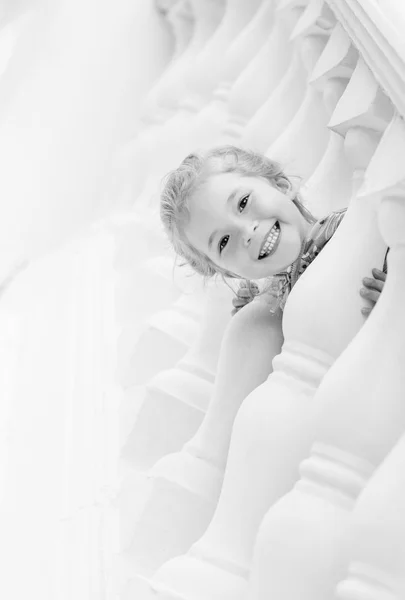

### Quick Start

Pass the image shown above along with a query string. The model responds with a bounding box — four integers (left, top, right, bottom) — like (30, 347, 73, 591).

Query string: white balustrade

(332, 112, 405, 600)
(0, 0, 173, 282)
(110, 2, 405, 600)
(117, 282, 233, 591)
(122, 281, 233, 466)
(123, 16, 358, 594)
(220, 0, 302, 145)
(300, 22, 356, 213)
(0, 225, 121, 600)
(173, 0, 300, 152)
(240, 0, 322, 153)
(336, 437, 405, 600)
(265, 0, 336, 181)
(0, 5, 176, 600)
(142, 0, 225, 122)
(137, 0, 264, 195)
(118, 286, 203, 388)
(164, 0, 194, 61)
(120, 300, 283, 595)
(246, 66, 396, 600)
(123, 0, 225, 201)
(139, 37, 395, 600)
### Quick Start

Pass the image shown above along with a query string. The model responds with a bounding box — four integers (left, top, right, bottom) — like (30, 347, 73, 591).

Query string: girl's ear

(274, 174, 292, 194)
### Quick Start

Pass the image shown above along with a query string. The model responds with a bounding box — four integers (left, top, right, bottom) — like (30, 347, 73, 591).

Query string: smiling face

(184, 172, 311, 280)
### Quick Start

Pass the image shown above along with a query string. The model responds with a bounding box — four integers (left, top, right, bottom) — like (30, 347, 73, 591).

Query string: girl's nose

(243, 221, 259, 247)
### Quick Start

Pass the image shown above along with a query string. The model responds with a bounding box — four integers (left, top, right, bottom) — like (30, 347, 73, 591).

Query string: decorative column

(121, 281, 233, 469)
(143, 51, 393, 600)
(300, 22, 356, 214)
(336, 437, 405, 600)
(0, 0, 173, 283)
(142, 0, 225, 121)
(179, 0, 306, 151)
(123, 0, 225, 202)
(220, 0, 303, 145)
(240, 0, 329, 155)
(246, 75, 398, 600)
(137, 0, 264, 199)
(158, 0, 194, 62)
(121, 298, 283, 596)
(116, 281, 233, 596)
(118, 284, 203, 388)
(265, 0, 336, 181)
(333, 114, 405, 600)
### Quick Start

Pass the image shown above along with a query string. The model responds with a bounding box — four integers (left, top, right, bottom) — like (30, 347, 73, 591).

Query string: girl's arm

(186, 299, 284, 469)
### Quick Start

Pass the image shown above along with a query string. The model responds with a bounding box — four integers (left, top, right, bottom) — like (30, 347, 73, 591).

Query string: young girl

(160, 145, 386, 315)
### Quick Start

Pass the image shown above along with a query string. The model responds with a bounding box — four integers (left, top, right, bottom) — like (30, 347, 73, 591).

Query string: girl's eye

(219, 235, 229, 254)
(238, 194, 249, 212)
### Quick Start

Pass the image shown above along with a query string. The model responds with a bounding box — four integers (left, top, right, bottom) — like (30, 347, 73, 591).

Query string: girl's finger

(232, 298, 248, 308)
(361, 306, 372, 316)
(362, 277, 384, 292)
(237, 289, 253, 298)
(372, 268, 387, 282)
(360, 287, 380, 304)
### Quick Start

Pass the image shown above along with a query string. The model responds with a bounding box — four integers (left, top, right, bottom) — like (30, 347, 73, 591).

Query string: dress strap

(382, 247, 389, 274)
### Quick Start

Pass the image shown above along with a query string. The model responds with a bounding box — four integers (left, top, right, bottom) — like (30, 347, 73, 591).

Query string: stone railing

(117, 1, 405, 599)
(0, 3, 173, 599)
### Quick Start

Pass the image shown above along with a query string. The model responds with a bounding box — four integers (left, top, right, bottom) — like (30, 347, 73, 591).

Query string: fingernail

(373, 268, 382, 274)
(360, 288, 366, 296)
(361, 307, 369, 315)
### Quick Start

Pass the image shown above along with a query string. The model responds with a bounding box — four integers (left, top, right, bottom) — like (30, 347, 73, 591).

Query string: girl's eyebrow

(207, 188, 239, 250)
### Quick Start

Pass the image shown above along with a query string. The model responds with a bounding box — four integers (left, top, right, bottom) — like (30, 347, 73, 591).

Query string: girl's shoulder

(309, 207, 347, 247)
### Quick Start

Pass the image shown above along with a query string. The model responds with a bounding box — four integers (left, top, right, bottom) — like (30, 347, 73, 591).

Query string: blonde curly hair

(160, 145, 314, 280)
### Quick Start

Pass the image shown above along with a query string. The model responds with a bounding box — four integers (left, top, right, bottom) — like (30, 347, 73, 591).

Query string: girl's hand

(231, 281, 260, 316)
(360, 268, 387, 316)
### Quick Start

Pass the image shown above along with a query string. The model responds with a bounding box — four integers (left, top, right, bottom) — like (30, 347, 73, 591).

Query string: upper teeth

(259, 222, 280, 259)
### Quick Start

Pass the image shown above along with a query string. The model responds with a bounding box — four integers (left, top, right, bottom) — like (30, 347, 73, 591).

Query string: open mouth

(258, 221, 281, 260)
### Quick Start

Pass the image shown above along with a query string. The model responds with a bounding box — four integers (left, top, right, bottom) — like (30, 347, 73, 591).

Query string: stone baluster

(246, 75, 398, 600)
(121, 280, 233, 467)
(188, 0, 305, 152)
(141, 56, 394, 600)
(240, 0, 327, 154)
(120, 299, 283, 598)
(174, 0, 298, 152)
(142, 0, 225, 122)
(117, 282, 233, 587)
(0, 0, 172, 283)
(221, 0, 305, 145)
(180, 0, 264, 108)
(336, 438, 405, 600)
(118, 282, 205, 388)
(265, 0, 336, 182)
(163, 0, 194, 62)
(135, 0, 264, 206)
(300, 23, 356, 213)
(115, 254, 182, 333)
(124, 0, 225, 201)
(331, 113, 405, 600)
